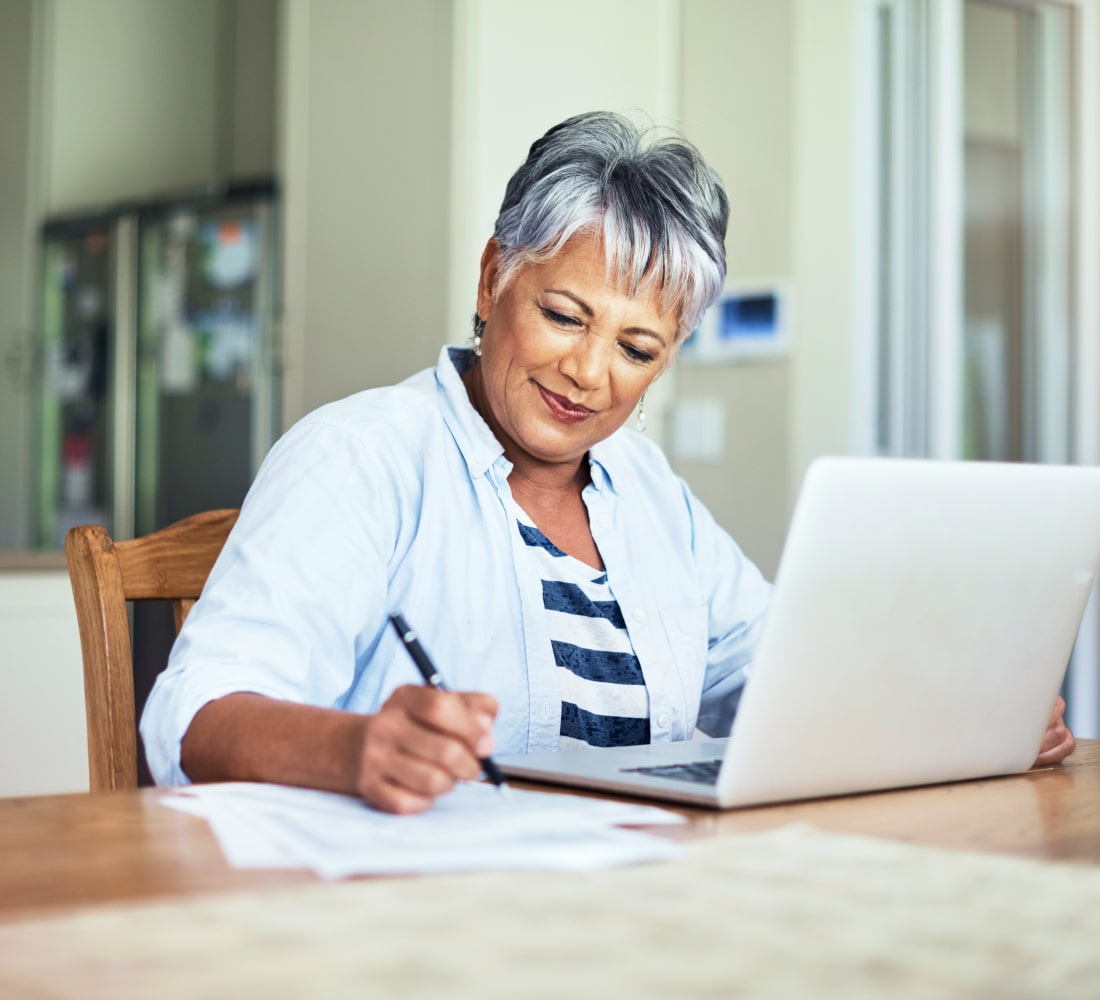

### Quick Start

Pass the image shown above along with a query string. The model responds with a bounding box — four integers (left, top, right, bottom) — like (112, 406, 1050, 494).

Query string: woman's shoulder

(298, 369, 440, 436)
(271, 372, 452, 468)
(253, 370, 454, 497)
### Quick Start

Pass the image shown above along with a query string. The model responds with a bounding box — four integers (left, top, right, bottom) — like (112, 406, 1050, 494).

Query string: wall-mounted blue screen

(720, 293, 779, 342)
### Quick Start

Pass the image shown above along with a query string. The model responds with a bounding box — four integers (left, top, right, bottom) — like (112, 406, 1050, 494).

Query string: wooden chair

(65, 509, 239, 792)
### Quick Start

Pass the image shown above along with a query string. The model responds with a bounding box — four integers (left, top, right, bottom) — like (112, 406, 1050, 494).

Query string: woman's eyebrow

(627, 327, 668, 347)
(545, 288, 594, 316)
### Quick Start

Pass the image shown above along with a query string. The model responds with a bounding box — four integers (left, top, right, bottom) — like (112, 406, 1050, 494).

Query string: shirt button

(633, 609, 645, 623)
(657, 713, 670, 728)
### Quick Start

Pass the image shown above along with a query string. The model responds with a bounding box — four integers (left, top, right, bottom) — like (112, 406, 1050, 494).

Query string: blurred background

(2, 0, 1097, 792)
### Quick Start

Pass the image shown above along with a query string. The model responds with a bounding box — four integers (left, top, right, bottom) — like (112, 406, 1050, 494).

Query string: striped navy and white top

(516, 515, 651, 749)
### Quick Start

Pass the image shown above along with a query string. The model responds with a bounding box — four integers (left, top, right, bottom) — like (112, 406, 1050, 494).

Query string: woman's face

(471, 231, 677, 473)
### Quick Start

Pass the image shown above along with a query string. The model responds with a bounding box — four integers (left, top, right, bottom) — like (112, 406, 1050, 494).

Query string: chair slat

(115, 510, 239, 600)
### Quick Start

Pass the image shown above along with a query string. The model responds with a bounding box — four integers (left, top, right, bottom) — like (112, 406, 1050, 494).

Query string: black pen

(388, 612, 509, 793)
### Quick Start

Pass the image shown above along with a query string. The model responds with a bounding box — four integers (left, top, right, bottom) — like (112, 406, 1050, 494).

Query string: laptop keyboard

(621, 758, 722, 786)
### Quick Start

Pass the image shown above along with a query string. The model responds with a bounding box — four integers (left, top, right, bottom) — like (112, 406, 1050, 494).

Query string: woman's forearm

(179, 692, 367, 794)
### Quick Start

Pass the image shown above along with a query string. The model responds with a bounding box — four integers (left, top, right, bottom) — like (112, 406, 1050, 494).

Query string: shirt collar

(434, 344, 626, 495)
(435, 345, 507, 478)
(587, 439, 622, 496)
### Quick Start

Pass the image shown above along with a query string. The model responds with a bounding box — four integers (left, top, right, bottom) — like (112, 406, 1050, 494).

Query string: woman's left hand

(1032, 695, 1076, 767)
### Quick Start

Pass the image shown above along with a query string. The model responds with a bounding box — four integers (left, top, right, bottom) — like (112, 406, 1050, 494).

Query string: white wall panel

(278, 0, 454, 421)
(0, 571, 87, 796)
(46, 0, 220, 212)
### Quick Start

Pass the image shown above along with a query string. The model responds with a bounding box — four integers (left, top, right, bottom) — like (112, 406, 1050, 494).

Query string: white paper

(161, 781, 684, 878)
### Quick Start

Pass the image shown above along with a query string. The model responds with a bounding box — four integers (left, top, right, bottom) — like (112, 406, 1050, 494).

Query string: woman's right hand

(355, 684, 499, 814)
(180, 688, 497, 815)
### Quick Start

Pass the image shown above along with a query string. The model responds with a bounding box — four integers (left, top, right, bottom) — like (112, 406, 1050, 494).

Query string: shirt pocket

(657, 605, 709, 732)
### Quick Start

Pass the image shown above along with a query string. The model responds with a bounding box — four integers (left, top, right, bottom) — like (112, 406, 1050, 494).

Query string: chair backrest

(65, 509, 239, 792)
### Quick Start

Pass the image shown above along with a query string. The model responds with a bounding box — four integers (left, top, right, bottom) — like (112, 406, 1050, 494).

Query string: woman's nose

(559, 339, 610, 389)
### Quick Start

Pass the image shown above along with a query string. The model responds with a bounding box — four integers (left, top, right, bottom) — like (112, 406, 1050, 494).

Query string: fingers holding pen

(456, 691, 500, 757)
(355, 685, 499, 814)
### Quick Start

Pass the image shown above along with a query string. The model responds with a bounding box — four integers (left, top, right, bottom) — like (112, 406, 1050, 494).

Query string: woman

(142, 112, 1074, 814)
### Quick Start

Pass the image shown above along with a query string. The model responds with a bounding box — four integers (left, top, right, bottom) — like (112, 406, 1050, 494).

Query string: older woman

(142, 112, 1074, 814)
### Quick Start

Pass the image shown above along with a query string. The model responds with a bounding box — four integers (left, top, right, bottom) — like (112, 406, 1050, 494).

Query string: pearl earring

(635, 393, 647, 433)
(472, 314, 485, 358)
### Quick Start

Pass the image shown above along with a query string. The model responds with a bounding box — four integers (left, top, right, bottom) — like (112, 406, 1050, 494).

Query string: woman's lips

(536, 383, 594, 424)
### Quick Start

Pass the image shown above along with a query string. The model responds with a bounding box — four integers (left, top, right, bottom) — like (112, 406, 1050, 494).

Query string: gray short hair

(486, 111, 729, 344)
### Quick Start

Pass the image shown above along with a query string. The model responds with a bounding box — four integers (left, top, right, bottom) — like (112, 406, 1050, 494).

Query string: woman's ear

(476, 239, 501, 320)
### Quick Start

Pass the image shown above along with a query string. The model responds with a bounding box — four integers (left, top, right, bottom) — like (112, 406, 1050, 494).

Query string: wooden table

(679, 738, 1100, 863)
(2, 740, 1097, 925)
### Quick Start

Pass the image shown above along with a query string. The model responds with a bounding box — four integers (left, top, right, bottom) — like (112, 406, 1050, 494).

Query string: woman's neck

(508, 458, 590, 505)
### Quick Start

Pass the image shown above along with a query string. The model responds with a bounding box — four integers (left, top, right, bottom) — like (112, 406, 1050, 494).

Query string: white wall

(789, 0, 871, 494)
(0, 572, 87, 796)
(278, 0, 455, 424)
(677, 0, 794, 578)
(228, 0, 278, 179)
(45, 0, 221, 212)
(43, 0, 276, 213)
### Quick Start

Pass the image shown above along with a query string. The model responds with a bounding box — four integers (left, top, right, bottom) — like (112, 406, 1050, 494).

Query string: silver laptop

(497, 457, 1100, 808)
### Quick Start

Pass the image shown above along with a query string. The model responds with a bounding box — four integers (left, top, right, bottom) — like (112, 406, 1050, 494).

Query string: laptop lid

(714, 456, 1100, 806)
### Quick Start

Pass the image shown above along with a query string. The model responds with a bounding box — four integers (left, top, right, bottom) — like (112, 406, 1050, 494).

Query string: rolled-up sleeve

(140, 415, 396, 786)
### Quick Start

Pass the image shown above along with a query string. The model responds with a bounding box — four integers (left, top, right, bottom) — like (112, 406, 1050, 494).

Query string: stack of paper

(162, 781, 684, 878)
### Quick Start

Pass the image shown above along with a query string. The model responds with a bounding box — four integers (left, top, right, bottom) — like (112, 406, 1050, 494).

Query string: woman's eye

(542, 307, 580, 327)
(622, 343, 654, 364)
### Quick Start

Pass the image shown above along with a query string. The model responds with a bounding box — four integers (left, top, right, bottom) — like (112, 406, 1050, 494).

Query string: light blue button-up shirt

(141, 346, 773, 785)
